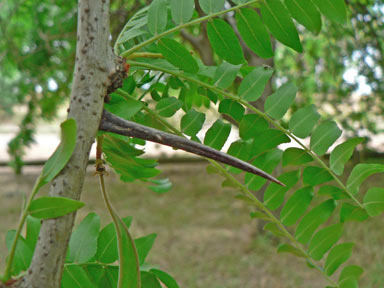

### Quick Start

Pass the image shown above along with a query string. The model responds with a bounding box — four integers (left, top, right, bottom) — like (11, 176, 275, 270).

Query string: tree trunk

(14, 1, 120, 287)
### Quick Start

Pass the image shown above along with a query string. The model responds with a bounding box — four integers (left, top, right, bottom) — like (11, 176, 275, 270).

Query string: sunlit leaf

(180, 109, 205, 136)
(289, 105, 320, 138)
(280, 186, 313, 226)
(170, 0, 195, 24)
(340, 203, 369, 223)
(295, 199, 336, 244)
(105, 94, 143, 120)
(5, 231, 33, 276)
(67, 213, 100, 263)
(308, 223, 343, 261)
(282, 148, 313, 167)
(159, 39, 199, 73)
(37, 119, 77, 189)
(245, 149, 282, 191)
(198, 0, 225, 14)
(251, 129, 290, 156)
(303, 166, 333, 186)
(318, 185, 349, 200)
(135, 233, 157, 265)
(141, 271, 162, 288)
(151, 269, 180, 288)
(364, 187, 384, 217)
(264, 222, 286, 237)
(213, 61, 242, 89)
(264, 170, 300, 210)
(284, 0, 322, 34)
(25, 216, 41, 250)
(207, 18, 246, 65)
(339, 265, 364, 285)
(62, 265, 96, 288)
(277, 243, 306, 258)
(204, 119, 231, 150)
(239, 114, 269, 140)
(347, 163, 384, 195)
(156, 97, 182, 117)
(324, 243, 354, 276)
(310, 121, 342, 156)
(28, 197, 85, 219)
(330, 138, 365, 175)
(218, 99, 245, 122)
(265, 82, 297, 119)
(260, 0, 303, 52)
(148, 0, 168, 35)
(312, 0, 348, 24)
(236, 8, 273, 58)
(238, 67, 274, 101)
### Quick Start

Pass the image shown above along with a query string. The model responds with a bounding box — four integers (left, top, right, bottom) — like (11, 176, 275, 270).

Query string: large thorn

(99, 110, 285, 186)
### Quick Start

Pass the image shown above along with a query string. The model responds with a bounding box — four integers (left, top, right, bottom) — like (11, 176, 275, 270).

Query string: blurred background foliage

(0, 0, 383, 173)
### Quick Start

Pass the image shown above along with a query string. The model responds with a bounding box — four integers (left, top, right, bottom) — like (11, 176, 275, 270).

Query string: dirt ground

(0, 163, 383, 288)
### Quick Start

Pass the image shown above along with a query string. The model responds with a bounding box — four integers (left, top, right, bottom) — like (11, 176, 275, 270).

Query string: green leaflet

(158, 39, 199, 73)
(318, 185, 349, 200)
(289, 104, 320, 138)
(282, 148, 313, 167)
(311, 0, 348, 24)
(218, 99, 245, 122)
(236, 8, 273, 58)
(198, 0, 225, 14)
(95, 217, 132, 264)
(340, 203, 368, 223)
(170, 0, 194, 24)
(207, 18, 246, 65)
(62, 265, 97, 288)
(284, 0, 322, 34)
(141, 271, 162, 288)
(37, 118, 77, 189)
(330, 137, 365, 175)
(227, 140, 252, 174)
(151, 269, 180, 288)
(156, 97, 182, 117)
(260, 0, 303, 52)
(347, 163, 384, 195)
(295, 199, 336, 244)
(105, 94, 143, 120)
(213, 61, 242, 89)
(250, 211, 272, 221)
(265, 82, 297, 119)
(148, 178, 173, 194)
(25, 216, 41, 250)
(303, 166, 333, 186)
(245, 149, 282, 191)
(264, 222, 286, 237)
(203, 119, 231, 150)
(84, 265, 119, 287)
(239, 114, 269, 140)
(364, 187, 384, 217)
(238, 66, 274, 101)
(338, 265, 364, 285)
(251, 129, 290, 156)
(5, 231, 33, 277)
(135, 233, 157, 265)
(180, 109, 205, 136)
(310, 121, 342, 156)
(280, 186, 313, 226)
(28, 197, 85, 219)
(308, 223, 343, 261)
(264, 170, 301, 211)
(277, 243, 306, 258)
(103, 135, 161, 182)
(324, 243, 354, 276)
(67, 213, 100, 264)
(148, 0, 168, 35)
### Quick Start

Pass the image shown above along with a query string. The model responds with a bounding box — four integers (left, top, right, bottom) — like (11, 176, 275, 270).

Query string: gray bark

(16, 1, 120, 287)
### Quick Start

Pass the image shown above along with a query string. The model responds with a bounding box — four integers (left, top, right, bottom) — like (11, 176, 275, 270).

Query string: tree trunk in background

(15, 1, 120, 287)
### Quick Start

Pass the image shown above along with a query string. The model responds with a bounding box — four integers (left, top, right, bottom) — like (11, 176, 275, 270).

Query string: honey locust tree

(2, 0, 384, 288)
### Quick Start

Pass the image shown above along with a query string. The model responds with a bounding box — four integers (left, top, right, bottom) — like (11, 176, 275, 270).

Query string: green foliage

(207, 18, 246, 65)
(5, 0, 383, 286)
(28, 197, 84, 219)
